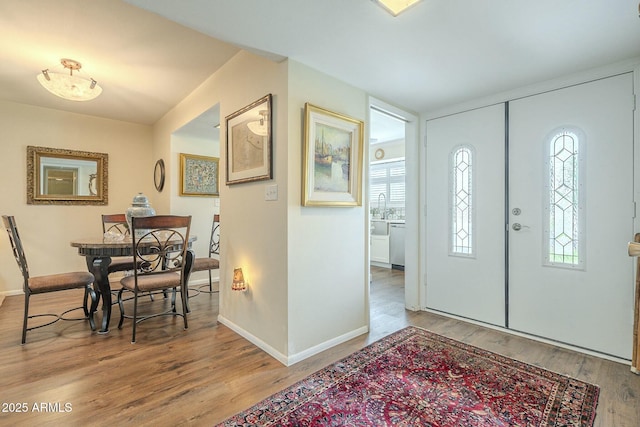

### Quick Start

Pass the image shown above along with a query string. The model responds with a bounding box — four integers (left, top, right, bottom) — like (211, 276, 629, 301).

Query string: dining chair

(101, 214, 137, 274)
(117, 215, 193, 343)
(191, 214, 220, 293)
(2, 215, 97, 344)
(102, 213, 155, 304)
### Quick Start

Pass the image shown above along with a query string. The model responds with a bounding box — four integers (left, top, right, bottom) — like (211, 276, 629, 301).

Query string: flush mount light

(373, 0, 422, 16)
(37, 58, 102, 101)
(247, 110, 269, 136)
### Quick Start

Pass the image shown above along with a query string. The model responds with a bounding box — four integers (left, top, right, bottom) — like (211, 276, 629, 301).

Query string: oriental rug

(218, 326, 599, 427)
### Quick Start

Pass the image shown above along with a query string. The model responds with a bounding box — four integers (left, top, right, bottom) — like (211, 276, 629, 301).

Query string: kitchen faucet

(378, 193, 387, 219)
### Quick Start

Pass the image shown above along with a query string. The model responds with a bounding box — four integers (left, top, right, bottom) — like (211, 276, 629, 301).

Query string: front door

(425, 74, 635, 358)
(425, 103, 506, 327)
(508, 74, 635, 358)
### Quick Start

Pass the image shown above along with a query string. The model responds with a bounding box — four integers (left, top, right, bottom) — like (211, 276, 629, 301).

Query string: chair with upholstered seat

(191, 214, 220, 293)
(2, 215, 97, 344)
(117, 215, 193, 343)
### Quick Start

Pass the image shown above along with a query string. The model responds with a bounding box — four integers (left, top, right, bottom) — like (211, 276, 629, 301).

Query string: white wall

(152, 51, 290, 357)
(0, 100, 152, 294)
(286, 60, 368, 361)
(152, 53, 370, 364)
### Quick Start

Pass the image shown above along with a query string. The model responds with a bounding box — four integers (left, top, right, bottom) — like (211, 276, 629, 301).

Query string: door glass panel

(544, 129, 584, 269)
(450, 146, 474, 256)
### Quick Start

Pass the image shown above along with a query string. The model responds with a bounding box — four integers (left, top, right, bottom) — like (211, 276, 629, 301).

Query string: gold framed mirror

(27, 146, 108, 205)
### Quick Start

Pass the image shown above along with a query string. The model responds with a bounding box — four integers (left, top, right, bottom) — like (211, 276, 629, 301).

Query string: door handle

(511, 223, 530, 231)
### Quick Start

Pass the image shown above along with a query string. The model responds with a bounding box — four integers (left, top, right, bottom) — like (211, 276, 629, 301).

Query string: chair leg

(208, 270, 212, 292)
(22, 291, 30, 344)
(181, 288, 189, 330)
(117, 289, 126, 329)
(131, 290, 138, 344)
(170, 288, 177, 312)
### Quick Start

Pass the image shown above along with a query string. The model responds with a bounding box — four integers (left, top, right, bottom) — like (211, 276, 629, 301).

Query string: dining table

(70, 235, 196, 334)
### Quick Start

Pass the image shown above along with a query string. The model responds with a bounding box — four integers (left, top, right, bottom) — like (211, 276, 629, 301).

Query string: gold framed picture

(180, 153, 219, 197)
(225, 94, 273, 185)
(302, 103, 364, 207)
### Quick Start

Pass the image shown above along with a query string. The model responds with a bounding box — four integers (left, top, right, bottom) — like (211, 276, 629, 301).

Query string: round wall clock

(154, 159, 165, 192)
(374, 148, 385, 160)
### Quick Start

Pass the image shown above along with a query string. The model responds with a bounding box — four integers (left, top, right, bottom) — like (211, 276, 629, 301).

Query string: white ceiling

(0, 0, 239, 125)
(2, 0, 639, 134)
(127, 0, 640, 114)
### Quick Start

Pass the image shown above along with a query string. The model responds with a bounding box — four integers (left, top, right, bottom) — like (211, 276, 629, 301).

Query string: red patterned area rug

(218, 326, 599, 426)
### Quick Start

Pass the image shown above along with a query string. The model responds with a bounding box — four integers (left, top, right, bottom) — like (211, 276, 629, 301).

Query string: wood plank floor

(0, 267, 638, 426)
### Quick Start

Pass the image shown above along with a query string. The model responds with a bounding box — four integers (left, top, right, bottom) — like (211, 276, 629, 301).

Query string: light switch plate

(265, 184, 278, 201)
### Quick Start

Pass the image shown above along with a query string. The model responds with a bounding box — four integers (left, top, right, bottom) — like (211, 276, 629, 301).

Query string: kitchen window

(370, 159, 405, 219)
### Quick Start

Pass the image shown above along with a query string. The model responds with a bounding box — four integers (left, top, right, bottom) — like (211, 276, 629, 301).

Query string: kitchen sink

(371, 220, 389, 236)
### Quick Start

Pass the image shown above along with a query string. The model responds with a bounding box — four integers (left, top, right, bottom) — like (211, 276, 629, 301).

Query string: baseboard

(188, 275, 219, 287)
(217, 315, 289, 365)
(371, 261, 391, 269)
(287, 326, 369, 366)
(0, 290, 24, 297)
(217, 315, 369, 366)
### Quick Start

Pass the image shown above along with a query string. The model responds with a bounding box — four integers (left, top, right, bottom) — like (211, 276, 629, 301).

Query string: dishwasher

(389, 222, 405, 269)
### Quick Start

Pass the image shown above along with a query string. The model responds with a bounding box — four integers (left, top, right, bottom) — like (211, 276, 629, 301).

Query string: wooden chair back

(102, 213, 129, 235)
(130, 215, 192, 285)
(210, 214, 220, 257)
(2, 215, 30, 290)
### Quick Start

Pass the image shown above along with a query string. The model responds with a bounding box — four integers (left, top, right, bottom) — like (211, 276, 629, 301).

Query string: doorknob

(512, 223, 530, 231)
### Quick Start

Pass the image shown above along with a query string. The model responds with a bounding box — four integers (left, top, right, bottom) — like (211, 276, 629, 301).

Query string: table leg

(86, 256, 113, 334)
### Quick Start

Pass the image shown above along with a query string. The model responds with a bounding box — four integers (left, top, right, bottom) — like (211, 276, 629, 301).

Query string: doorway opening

(368, 99, 419, 311)
(171, 104, 222, 289)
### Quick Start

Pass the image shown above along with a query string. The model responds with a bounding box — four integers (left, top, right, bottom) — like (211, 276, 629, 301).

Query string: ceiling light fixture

(373, 0, 422, 16)
(36, 58, 102, 101)
(247, 110, 269, 136)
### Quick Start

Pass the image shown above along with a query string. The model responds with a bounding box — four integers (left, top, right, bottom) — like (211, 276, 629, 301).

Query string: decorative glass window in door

(544, 128, 584, 268)
(450, 146, 474, 256)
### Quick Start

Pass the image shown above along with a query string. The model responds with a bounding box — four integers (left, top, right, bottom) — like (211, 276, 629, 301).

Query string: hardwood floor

(0, 267, 639, 426)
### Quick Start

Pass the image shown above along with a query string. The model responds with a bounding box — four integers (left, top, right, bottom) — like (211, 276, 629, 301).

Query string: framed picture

(302, 103, 364, 207)
(180, 153, 219, 197)
(226, 94, 273, 185)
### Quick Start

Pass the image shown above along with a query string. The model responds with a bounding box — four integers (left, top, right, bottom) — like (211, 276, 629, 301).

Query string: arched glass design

(450, 146, 474, 256)
(545, 129, 584, 268)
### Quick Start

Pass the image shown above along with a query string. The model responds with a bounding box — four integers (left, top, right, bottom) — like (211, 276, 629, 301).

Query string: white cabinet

(370, 235, 390, 263)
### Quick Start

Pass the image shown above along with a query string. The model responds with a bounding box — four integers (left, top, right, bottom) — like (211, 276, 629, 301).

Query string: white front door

(508, 74, 635, 358)
(425, 104, 506, 326)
